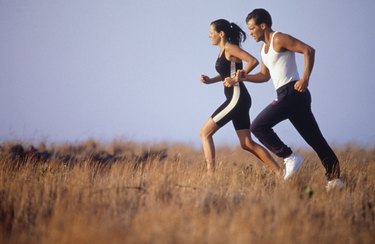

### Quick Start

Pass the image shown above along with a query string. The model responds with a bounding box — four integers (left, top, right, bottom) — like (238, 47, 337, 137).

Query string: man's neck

(263, 28, 274, 45)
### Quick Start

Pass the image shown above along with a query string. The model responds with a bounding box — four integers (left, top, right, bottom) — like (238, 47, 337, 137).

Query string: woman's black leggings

(251, 81, 340, 180)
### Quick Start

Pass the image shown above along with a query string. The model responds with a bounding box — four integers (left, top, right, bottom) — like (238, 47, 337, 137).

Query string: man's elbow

(260, 73, 270, 83)
(307, 46, 315, 57)
(264, 74, 271, 82)
(249, 59, 259, 69)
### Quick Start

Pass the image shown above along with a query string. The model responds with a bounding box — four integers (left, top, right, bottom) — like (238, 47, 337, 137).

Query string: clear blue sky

(1, 0, 374, 148)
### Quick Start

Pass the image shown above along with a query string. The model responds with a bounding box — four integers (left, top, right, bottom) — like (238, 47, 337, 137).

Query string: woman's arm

(223, 43, 259, 87)
(200, 74, 222, 84)
(226, 43, 259, 74)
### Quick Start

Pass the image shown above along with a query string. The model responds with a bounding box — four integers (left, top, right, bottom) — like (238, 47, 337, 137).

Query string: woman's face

(209, 25, 221, 46)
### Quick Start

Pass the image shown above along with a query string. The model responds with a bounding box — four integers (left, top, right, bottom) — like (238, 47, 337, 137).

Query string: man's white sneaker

(283, 153, 304, 180)
(326, 178, 345, 192)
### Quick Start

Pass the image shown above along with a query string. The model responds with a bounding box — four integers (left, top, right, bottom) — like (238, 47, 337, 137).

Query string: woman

(200, 19, 282, 176)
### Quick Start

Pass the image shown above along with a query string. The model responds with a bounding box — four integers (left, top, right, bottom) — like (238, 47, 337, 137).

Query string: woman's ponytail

(210, 19, 246, 46)
(228, 22, 246, 46)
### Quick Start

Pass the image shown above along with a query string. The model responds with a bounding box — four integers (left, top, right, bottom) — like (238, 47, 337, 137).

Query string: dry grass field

(0, 140, 374, 244)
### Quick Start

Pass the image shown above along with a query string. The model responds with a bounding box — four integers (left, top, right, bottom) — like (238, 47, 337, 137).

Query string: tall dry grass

(0, 140, 374, 244)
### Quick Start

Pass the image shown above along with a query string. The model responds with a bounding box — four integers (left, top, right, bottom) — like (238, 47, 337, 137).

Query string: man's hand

(235, 70, 246, 82)
(294, 79, 309, 93)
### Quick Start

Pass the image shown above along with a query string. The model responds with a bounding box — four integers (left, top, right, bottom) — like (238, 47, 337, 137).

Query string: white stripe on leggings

(213, 61, 240, 123)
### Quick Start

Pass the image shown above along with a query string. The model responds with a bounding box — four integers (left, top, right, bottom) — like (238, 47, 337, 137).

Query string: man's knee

(250, 121, 261, 135)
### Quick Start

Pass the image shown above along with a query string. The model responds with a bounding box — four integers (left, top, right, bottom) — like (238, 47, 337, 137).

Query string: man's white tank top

(261, 31, 300, 90)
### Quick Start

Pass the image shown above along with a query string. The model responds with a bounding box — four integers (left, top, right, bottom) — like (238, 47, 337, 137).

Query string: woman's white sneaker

(283, 153, 304, 180)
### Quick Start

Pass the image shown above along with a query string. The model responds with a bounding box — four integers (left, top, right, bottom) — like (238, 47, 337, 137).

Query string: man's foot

(283, 152, 304, 180)
(326, 178, 345, 192)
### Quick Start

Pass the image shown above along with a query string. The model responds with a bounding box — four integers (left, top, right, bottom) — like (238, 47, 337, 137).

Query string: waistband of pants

(276, 80, 298, 95)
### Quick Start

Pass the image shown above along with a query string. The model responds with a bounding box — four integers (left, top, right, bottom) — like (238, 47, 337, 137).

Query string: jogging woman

(200, 19, 282, 176)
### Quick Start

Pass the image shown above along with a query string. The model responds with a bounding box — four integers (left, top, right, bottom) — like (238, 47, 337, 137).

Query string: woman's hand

(224, 77, 236, 87)
(200, 74, 211, 84)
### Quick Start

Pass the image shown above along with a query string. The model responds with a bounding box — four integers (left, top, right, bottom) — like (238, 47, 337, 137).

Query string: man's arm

(236, 59, 271, 83)
(274, 32, 315, 92)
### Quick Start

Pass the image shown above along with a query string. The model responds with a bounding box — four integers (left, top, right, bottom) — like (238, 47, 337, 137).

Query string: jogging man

(228, 8, 344, 190)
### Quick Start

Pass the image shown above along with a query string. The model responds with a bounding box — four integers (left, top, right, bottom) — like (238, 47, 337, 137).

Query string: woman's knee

(240, 141, 249, 151)
(200, 119, 218, 139)
(199, 127, 208, 139)
(200, 125, 214, 139)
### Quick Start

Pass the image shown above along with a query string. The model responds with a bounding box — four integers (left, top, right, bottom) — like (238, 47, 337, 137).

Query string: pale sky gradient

(1, 0, 374, 148)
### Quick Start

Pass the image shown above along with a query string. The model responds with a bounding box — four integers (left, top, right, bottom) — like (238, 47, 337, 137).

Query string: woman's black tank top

(215, 50, 246, 98)
(215, 50, 243, 79)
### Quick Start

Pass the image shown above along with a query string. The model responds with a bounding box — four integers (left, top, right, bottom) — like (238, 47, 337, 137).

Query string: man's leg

(251, 100, 293, 158)
(289, 90, 340, 180)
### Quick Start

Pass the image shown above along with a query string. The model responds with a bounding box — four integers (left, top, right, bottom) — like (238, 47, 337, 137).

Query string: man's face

(247, 19, 263, 42)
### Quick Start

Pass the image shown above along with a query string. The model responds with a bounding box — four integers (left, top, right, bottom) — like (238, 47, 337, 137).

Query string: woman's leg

(236, 129, 282, 176)
(200, 118, 220, 173)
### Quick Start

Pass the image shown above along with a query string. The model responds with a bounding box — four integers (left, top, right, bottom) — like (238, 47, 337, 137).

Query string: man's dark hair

(246, 8, 272, 27)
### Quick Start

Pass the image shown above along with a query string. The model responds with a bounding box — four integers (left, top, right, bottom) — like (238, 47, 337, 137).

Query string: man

(225, 8, 344, 190)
